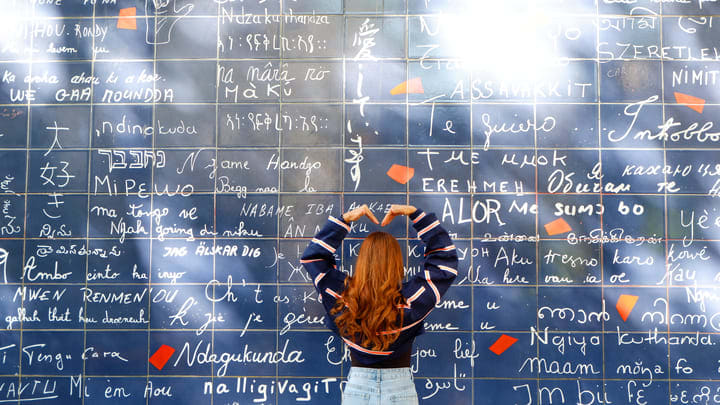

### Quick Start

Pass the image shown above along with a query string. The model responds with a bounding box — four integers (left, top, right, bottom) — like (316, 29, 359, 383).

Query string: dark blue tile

(474, 286, 536, 331)
(149, 331, 211, 376)
(411, 104, 470, 146)
(144, 378, 202, 404)
(84, 330, 148, 375)
(0, 106, 28, 147)
(30, 105, 90, 149)
(27, 194, 88, 238)
(538, 286, 603, 331)
(0, 331, 20, 373)
(21, 331, 83, 374)
(474, 379, 537, 405)
(409, 149, 470, 193)
(346, 104, 407, 145)
(84, 285, 150, 330)
(92, 105, 153, 149)
(28, 150, 89, 193)
(277, 331, 342, 376)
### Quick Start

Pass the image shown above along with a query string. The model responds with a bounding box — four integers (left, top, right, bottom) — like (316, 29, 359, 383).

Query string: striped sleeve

(400, 208, 459, 328)
(300, 214, 351, 314)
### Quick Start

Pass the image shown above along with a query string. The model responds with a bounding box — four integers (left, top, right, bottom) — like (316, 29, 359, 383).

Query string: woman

(301, 204, 459, 404)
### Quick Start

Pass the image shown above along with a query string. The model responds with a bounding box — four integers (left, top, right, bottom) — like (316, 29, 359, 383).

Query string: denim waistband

(348, 366, 413, 381)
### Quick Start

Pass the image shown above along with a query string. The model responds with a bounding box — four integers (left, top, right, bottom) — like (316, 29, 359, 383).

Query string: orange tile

(386, 164, 415, 184)
(544, 218, 572, 236)
(674, 92, 705, 114)
(118, 7, 137, 30)
(616, 294, 639, 322)
(390, 77, 424, 95)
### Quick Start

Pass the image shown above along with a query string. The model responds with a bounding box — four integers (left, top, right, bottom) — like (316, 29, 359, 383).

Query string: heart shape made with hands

(342, 204, 416, 227)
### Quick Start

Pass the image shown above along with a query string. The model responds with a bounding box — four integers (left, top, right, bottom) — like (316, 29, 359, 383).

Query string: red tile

(149, 344, 175, 371)
(489, 334, 518, 355)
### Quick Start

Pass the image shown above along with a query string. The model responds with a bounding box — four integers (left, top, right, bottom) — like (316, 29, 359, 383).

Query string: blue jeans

(342, 367, 419, 405)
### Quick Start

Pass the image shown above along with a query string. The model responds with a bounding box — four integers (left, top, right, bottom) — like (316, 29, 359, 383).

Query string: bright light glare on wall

(438, 2, 552, 75)
(0, 11, 26, 60)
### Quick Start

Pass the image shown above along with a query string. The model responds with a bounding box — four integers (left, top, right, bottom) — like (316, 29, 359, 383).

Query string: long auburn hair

(330, 231, 405, 351)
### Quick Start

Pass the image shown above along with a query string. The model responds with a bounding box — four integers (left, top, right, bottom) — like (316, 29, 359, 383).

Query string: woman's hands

(380, 204, 417, 227)
(342, 204, 380, 224)
(341, 204, 417, 227)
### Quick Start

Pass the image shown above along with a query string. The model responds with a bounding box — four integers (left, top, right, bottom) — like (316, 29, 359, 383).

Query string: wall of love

(1, 0, 720, 403)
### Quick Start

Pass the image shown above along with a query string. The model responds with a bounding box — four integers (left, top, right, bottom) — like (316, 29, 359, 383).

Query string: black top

(351, 344, 413, 368)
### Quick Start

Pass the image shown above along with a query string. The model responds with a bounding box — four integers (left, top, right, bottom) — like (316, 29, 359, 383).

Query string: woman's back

(331, 231, 408, 356)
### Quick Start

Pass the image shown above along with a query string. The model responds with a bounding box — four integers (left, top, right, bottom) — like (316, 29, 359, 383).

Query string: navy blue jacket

(300, 208, 459, 366)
